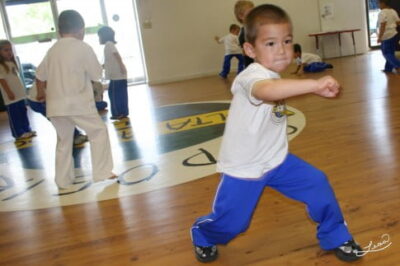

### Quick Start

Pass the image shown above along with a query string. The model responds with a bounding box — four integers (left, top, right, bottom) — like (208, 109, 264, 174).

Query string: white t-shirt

(216, 63, 289, 178)
(103, 41, 127, 80)
(217, 33, 242, 55)
(295, 52, 322, 65)
(378, 8, 400, 41)
(0, 61, 26, 105)
(36, 37, 102, 117)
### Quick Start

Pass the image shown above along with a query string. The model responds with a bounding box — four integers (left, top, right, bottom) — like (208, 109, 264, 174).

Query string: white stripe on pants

(50, 114, 113, 188)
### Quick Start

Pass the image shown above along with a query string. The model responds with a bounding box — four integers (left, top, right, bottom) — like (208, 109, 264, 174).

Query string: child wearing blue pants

(292, 43, 333, 74)
(191, 4, 362, 263)
(214, 24, 244, 78)
(98, 26, 129, 120)
(0, 39, 36, 140)
(377, 0, 400, 73)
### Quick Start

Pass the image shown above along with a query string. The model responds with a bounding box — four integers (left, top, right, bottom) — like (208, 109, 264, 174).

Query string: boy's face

(244, 22, 293, 73)
(231, 28, 240, 36)
(0, 44, 13, 61)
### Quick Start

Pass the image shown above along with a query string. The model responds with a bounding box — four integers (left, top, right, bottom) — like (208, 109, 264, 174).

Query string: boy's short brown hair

(245, 4, 291, 45)
(234, 1, 255, 23)
(229, 24, 240, 32)
(58, 10, 85, 34)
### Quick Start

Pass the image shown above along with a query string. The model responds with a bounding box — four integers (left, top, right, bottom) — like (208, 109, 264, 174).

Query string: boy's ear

(243, 42, 256, 59)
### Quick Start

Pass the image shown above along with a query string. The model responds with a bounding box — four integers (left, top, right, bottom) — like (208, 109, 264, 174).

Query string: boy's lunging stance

(190, 4, 362, 263)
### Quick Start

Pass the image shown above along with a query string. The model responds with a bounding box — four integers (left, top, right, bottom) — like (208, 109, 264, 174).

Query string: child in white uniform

(214, 24, 244, 78)
(0, 40, 36, 140)
(191, 4, 362, 263)
(292, 43, 333, 74)
(36, 10, 115, 189)
(377, 0, 400, 73)
(98, 26, 128, 120)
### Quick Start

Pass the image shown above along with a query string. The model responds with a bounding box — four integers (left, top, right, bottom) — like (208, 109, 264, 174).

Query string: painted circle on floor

(0, 101, 306, 211)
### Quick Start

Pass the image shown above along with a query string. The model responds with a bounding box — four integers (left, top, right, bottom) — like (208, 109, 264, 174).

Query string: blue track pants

(303, 62, 333, 73)
(108, 79, 129, 118)
(219, 54, 245, 78)
(381, 35, 400, 72)
(191, 153, 352, 250)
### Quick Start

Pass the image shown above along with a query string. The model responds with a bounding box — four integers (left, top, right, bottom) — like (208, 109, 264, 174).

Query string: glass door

(0, 10, 7, 109)
(56, 0, 146, 84)
(4, 0, 57, 87)
(1, 0, 147, 87)
(103, 0, 146, 84)
(366, 0, 380, 48)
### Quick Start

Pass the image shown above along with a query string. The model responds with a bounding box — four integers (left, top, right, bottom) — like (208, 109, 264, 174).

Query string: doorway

(0, 0, 146, 87)
(366, 0, 380, 48)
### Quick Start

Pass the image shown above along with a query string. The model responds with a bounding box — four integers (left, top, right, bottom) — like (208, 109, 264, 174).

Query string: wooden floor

(0, 50, 399, 265)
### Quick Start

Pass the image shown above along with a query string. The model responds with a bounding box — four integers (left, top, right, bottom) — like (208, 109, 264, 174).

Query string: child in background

(98, 26, 129, 120)
(0, 40, 36, 140)
(234, 0, 255, 67)
(214, 24, 244, 78)
(377, 0, 400, 73)
(292, 43, 333, 74)
(27, 82, 88, 145)
(36, 10, 115, 189)
(191, 4, 362, 263)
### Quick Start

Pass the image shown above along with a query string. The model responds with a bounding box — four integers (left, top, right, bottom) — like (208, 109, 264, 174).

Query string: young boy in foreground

(191, 4, 362, 263)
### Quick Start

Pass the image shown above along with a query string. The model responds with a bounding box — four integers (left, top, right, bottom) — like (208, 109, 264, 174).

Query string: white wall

(135, 0, 368, 84)
(318, 0, 369, 58)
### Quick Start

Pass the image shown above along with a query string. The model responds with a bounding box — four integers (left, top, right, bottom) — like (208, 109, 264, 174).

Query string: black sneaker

(194, 245, 218, 263)
(334, 239, 363, 262)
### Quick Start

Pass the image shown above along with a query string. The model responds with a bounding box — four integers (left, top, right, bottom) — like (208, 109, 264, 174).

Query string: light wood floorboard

(0, 51, 399, 265)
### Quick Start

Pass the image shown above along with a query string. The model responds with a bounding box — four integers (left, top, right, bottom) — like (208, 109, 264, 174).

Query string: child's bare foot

(108, 174, 118, 180)
(93, 174, 118, 183)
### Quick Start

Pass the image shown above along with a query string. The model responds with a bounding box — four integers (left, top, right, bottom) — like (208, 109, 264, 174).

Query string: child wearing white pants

(50, 115, 113, 187)
(36, 10, 115, 189)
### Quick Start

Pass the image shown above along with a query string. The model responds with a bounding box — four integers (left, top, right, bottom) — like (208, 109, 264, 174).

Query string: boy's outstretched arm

(252, 75, 340, 102)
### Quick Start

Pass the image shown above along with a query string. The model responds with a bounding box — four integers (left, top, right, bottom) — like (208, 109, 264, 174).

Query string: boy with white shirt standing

(36, 10, 115, 189)
(215, 24, 244, 78)
(98, 26, 129, 120)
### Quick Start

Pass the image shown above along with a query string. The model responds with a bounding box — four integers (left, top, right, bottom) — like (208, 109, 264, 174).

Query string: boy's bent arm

(378, 22, 386, 43)
(252, 76, 340, 102)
